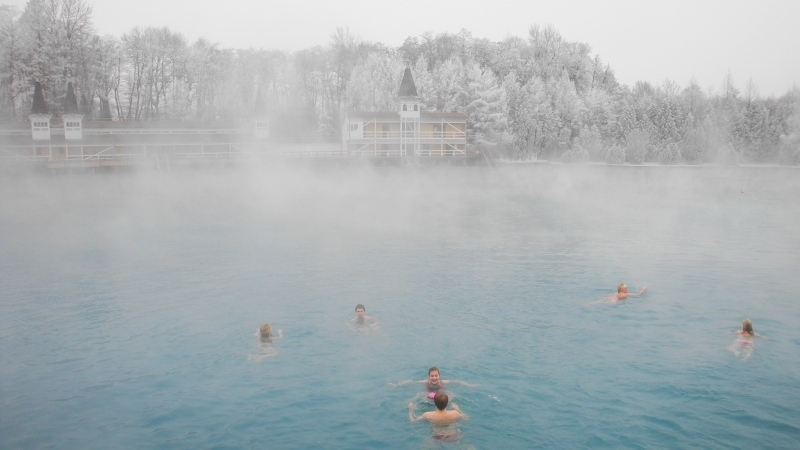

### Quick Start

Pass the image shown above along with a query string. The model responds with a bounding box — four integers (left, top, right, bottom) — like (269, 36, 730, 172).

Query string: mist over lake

(2, 164, 799, 448)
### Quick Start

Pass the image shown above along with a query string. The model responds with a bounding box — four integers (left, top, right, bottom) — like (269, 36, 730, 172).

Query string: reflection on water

(1, 164, 800, 449)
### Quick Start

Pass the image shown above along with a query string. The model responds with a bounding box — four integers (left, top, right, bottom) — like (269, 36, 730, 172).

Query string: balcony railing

(350, 149, 405, 158)
(419, 149, 467, 157)
(361, 131, 465, 139)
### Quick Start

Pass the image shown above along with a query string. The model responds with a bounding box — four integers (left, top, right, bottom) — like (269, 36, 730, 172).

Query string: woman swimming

(249, 323, 283, 362)
(257, 323, 283, 342)
(729, 319, 762, 360)
(390, 367, 478, 402)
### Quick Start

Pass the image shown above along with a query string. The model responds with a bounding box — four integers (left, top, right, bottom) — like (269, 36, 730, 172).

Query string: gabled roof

(397, 68, 418, 97)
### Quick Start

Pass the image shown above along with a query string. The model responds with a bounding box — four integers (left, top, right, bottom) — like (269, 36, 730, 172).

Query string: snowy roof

(397, 68, 418, 97)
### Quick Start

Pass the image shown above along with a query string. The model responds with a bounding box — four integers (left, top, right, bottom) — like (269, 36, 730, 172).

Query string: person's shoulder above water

(734, 318, 764, 338)
(256, 323, 283, 341)
(408, 392, 468, 423)
(390, 367, 479, 389)
(608, 283, 647, 300)
(346, 303, 380, 329)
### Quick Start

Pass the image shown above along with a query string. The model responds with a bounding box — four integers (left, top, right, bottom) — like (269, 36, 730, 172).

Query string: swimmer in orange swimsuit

(408, 392, 467, 442)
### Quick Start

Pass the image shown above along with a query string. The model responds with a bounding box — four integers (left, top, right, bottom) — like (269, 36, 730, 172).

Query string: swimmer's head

(428, 367, 440, 384)
(260, 323, 272, 338)
(355, 304, 365, 318)
(617, 284, 627, 293)
(433, 392, 449, 410)
(742, 319, 754, 333)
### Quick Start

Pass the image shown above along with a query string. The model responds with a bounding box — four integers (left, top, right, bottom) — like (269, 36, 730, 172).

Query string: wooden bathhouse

(341, 68, 476, 165)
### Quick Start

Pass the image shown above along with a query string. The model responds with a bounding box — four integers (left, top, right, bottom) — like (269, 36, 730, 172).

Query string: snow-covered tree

(347, 50, 404, 111)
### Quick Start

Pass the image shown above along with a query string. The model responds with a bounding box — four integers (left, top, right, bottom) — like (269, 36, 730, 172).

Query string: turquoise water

(2, 164, 800, 449)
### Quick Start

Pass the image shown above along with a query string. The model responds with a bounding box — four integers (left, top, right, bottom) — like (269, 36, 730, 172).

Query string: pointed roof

(397, 68, 418, 97)
(253, 87, 266, 116)
(31, 82, 48, 114)
(64, 82, 79, 114)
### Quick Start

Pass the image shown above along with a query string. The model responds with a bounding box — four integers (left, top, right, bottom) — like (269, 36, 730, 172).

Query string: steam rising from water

(2, 162, 800, 448)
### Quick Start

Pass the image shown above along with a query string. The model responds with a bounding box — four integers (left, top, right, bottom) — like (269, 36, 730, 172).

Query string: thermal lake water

(2, 164, 799, 449)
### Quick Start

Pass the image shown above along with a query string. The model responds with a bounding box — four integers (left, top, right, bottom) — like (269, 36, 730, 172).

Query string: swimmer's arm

(275, 330, 283, 339)
(452, 403, 469, 420)
(389, 379, 424, 387)
(631, 286, 648, 297)
(408, 403, 425, 422)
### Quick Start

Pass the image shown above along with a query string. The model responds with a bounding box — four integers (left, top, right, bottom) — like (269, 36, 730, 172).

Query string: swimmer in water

(390, 367, 479, 399)
(408, 392, 468, 442)
(345, 304, 379, 330)
(608, 283, 647, 301)
(249, 323, 283, 362)
(729, 319, 763, 361)
(256, 323, 283, 341)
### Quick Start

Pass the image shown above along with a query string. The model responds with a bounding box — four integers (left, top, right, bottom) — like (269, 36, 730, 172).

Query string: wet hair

(260, 323, 272, 338)
(433, 392, 449, 410)
(355, 304, 365, 312)
(742, 319, 754, 334)
(617, 284, 627, 293)
(428, 366, 439, 376)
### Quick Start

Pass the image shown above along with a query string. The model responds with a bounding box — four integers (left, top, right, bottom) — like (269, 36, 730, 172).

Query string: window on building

(414, 104, 418, 111)
(350, 123, 358, 131)
(403, 104, 407, 111)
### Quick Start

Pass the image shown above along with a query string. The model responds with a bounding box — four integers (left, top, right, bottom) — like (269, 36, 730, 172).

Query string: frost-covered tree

(549, 70, 583, 135)
(573, 124, 603, 161)
(625, 128, 649, 164)
(462, 62, 507, 145)
(0, 5, 24, 117)
(347, 50, 404, 111)
(503, 72, 555, 160)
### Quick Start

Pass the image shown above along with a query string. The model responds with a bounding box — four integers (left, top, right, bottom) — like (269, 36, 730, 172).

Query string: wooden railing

(0, 143, 260, 162)
(361, 131, 465, 139)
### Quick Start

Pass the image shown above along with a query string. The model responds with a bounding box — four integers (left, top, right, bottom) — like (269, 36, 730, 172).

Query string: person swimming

(408, 392, 467, 442)
(257, 323, 283, 342)
(249, 323, 283, 362)
(608, 283, 648, 301)
(345, 304, 379, 331)
(729, 319, 763, 360)
(390, 367, 478, 400)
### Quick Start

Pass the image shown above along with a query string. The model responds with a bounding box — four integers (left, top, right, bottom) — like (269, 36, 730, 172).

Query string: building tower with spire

(63, 82, 83, 140)
(29, 82, 51, 141)
(341, 69, 468, 165)
(397, 68, 420, 160)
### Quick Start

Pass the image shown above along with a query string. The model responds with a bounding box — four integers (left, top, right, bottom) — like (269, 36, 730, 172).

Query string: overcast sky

(6, 0, 800, 97)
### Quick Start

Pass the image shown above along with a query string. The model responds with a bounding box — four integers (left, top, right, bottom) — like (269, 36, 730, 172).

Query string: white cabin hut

(29, 82, 51, 141)
(63, 82, 83, 140)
